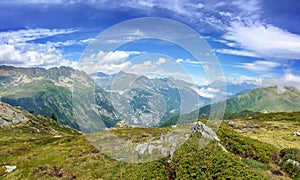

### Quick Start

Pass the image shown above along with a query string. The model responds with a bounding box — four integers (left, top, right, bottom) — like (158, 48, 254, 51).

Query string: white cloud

(229, 75, 263, 85)
(176, 58, 183, 63)
(236, 60, 281, 72)
(265, 71, 300, 90)
(130, 61, 157, 73)
(0, 28, 79, 68)
(0, 0, 64, 4)
(107, 36, 141, 44)
(76, 50, 149, 74)
(215, 48, 258, 57)
(106, 28, 145, 44)
(195, 2, 205, 9)
(156, 57, 167, 65)
(46, 38, 95, 47)
(223, 22, 300, 59)
(78, 50, 143, 74)
(0, 28, 77, 44)
(231, 0, 261, 16)
(175, 58, 202, 65)
(219, 11, 233, 17)
(192, 87, 221, 98)
(96, 50, 131, 65)
(0, 42, 74, 68)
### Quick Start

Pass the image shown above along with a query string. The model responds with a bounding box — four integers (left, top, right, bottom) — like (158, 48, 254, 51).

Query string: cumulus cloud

(156, 57, 167, 65)
(236, 60, 281, 72)
(130, 61, 157, 73)
(229, 75, 263, 85)
(78, 50, 139, 74)
(96, 50, 131, 65)
(176, 58, 183, 63)
(0, 28, 79, 68)
(266, 71, 300, 90)
(192, 87, 221, 98)
(0, 42, 75, 68)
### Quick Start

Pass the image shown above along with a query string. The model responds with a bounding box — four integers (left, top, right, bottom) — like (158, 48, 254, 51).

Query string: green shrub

(280, 148, 300, 161)
(279, 148, 300, 179)
(217, 124, 279, 163)
(172, 135, 266, 179)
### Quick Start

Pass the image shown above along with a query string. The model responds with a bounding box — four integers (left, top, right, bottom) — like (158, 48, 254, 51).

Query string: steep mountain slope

(0, 65, 119, 131)
(93, 71, 209, 126)
(0, 66, 209, 131)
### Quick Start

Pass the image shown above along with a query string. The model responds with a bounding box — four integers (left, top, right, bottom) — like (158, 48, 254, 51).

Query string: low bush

(279, 148, 300, 179)
(217, 124, 279, 164)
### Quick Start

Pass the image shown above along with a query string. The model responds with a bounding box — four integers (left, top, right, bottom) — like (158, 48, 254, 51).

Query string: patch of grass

(0, 166, 6, 177)
(243, 158, 269, 170)
(1, 109, 297, 179)
(232, 120, 300, 149)
(110, 127, 171, 143)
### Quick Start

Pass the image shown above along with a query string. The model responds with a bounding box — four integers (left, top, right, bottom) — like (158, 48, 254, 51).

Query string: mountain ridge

(161, 86, 300, 127)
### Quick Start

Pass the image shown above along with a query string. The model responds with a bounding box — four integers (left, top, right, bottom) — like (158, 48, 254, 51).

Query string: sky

(0, 0, 300, 90)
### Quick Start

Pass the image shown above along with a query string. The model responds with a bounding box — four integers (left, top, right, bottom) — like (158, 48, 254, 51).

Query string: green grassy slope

(161, 87, 300, 127)
(1, 126, 269, 179)
(1, 103, 299, 179)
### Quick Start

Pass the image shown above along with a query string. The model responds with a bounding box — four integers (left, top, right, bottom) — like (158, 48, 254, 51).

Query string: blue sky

(0, 0, 300, 89)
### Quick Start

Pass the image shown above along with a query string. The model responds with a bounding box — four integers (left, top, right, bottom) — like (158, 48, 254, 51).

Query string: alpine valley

(0, 65, 213, 132)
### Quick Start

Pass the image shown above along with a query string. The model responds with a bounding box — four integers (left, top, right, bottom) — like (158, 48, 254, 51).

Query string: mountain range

(160, 86, 300, 127)
(1, 65, 299, 132)
(0, 65, 118, 132)
(194, 86, 300, 121)
(0, 66, 211, 132)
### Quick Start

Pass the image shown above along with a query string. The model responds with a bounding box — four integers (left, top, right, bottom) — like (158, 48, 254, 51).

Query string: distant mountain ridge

(161, 86, 300, 127)
(0, 66, 211, 132)
(0, 65, 118, 131)
(197, 86, 300, 119)
(92, 70, 210, 127)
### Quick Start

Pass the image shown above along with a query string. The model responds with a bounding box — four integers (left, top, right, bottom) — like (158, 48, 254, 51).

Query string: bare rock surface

(0, 102, 28, 127)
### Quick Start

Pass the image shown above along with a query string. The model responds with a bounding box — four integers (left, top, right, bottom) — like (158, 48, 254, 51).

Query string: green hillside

(162, 86, 300, 125)
(1, 102, 299, 179)
(224, 87, 300, 113)
(0, 66, 120, 132)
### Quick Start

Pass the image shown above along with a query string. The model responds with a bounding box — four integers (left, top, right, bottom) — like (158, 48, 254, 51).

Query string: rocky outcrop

(3, 165, 17, 173)
(113, 122, 227, 163)
(191, 121, 220, 141)
(114, 120, 130, 128)
(191, 121, 227, 152)
(293, 131, 300, 136)
(0, 102, 28, 127)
